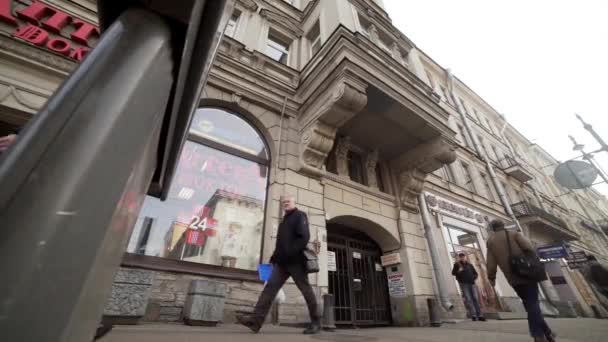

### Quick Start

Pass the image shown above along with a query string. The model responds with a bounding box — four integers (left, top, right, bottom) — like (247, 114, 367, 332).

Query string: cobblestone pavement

(103, 318, 607, 342)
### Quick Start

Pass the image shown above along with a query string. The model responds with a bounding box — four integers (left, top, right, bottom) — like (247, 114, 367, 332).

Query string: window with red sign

(126, 107, 269, 271)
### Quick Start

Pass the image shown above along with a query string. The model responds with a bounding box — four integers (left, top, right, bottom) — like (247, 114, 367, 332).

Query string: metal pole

(0, 9, 174, 341)
(576, 114, 608, 152)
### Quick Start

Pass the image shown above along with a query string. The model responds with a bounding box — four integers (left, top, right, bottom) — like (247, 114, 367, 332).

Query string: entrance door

(328, 224, 391, 326)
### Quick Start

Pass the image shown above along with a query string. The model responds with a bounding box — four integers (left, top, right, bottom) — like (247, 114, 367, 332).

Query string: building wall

(1, 0, 607, 327)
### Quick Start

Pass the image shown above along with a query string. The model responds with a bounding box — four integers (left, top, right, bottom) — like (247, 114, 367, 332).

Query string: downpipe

(418, 193, 454, 312)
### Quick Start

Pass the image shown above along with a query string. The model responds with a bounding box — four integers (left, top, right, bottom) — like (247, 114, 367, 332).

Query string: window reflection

(127, 108, 269, 271)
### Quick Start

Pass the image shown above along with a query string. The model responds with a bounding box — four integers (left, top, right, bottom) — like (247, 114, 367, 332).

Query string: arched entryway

(327, 222, 392, 326)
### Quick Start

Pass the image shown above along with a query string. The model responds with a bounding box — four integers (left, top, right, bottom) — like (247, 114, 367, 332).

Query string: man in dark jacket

(452, 252, 485, 321)
(487, 219, 554, 342)
(238, 195, 320, 334)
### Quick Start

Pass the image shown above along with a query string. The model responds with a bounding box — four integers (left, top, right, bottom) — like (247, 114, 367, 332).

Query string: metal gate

(328, 225, 391, 326)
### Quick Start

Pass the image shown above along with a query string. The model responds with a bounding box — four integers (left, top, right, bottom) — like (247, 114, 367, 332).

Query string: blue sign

(537, 244, 568, 259)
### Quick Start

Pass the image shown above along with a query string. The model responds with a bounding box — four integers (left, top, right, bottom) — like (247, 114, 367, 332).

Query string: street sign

(537, 244, 568, 259)
(554, 160, 599, 189)
(566, 250, 588, 269)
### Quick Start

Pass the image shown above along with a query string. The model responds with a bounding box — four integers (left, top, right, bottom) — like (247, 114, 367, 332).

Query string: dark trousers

(253, 263, 319, 325)
(513, 283, 552, 338)
(460, 282, 482, 318)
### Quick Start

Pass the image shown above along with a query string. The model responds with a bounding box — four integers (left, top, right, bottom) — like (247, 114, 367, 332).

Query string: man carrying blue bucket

(237, 195, 320, 334)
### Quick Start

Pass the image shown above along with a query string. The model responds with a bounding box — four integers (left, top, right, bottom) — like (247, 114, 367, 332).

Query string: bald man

(237, 195, 320, 334)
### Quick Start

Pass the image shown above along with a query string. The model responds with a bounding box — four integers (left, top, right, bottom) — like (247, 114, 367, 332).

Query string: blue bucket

(258, 263, 273, 281)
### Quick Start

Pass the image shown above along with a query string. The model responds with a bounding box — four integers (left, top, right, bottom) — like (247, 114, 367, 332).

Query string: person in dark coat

(452, 252, 485, 321)
(487, 219, 554, 342)
(238, 195, 320, 334)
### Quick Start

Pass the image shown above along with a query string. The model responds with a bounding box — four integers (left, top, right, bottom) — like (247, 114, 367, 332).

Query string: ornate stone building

(1, 0, 607, 327)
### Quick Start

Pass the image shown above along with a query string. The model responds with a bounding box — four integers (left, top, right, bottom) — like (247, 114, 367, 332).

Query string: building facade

(1, 0, 608, 326)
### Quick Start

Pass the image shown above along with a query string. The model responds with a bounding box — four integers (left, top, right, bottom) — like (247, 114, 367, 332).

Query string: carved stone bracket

(298, 74, 368, 177)
(393, 136, 457, 212)
(237, 0, 258, 11)
(299, 122, 337, 178)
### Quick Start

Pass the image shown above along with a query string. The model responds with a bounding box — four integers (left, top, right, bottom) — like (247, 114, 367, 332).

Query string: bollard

(183, 280, 227, 326)
(427, 298, 441, 327)
(322, 294, 336, 331)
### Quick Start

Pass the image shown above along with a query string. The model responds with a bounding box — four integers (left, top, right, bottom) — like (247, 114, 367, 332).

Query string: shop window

(266, 29, 290, 64)
(126, 107, 269, 271)
(348, 150, 365, 184)
(224, 10, 241, 38)
(307, 20, 322, 56)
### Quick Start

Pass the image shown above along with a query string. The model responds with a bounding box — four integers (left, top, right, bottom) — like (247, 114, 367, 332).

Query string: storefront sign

(425, 193, 485, 224)
(537, 244, 568, 260)
(387, 273, 406, 298)
(381, 252, 401, 266)
(0, 0, 99, 62)
(327, 251, 337, 272)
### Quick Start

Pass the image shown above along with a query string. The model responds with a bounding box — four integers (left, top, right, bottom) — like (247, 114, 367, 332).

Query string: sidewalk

(102, 318, 607, 342)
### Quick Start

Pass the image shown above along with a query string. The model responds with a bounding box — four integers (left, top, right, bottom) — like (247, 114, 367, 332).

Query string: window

(347, 150, 365, 184)
(478, 135, 490, 158)
(224, 10, 241, 38)
(444, 165, 455, 183)
(459, 98, 470, 115)
(457, 124, 470, 148)
(266, 29, 290, 64)
(481, 172, 495, 201)
(485, 118, 496, 134)
(440, 85, 451, 104)
(307, 20, 322, 56)
(461, 161, 475, 192)
(126, 108, 269, 271)
(425, 70, 435, 89)
(472, 108, 483, 123)
(491, 145, 501, 162)
(358, 13, 372, 36)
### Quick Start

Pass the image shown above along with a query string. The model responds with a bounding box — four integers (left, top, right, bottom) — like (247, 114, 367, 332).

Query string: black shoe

(472, 317, 478, 321)
(478, 317, 486, 321)
(237, 314, 261, 333)
(303, 322, 321, 335)
(545, 331, 557, 342)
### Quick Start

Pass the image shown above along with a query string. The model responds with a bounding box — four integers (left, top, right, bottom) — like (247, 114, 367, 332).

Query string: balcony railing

(511, 201, 569, 231)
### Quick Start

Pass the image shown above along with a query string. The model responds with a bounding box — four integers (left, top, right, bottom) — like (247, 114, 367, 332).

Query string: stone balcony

(501, 155, 534, 183)
(511, 201, 579, 241)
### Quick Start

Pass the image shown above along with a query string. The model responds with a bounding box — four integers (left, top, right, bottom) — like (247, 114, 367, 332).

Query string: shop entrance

(327, 223, 391, 326)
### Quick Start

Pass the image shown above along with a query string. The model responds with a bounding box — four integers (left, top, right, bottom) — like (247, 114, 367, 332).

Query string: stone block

(309, 214, 326, 227)
(380, 203, 398, 219)
(286, 141, 299, 156)
(183, 280, 227, 326)
(324, 184, 343, 201)
(285, 169, 310, 189)
(343, 191, 363, 208)
(309, 179, 324, 193)
(284, 184, 298, 198)
(103, 269, 155, 323)
(362, 197, 381, 214)
(298, 188, 323, 209)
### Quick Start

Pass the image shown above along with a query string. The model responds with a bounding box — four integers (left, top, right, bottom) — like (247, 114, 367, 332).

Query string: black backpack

(505, 230, 546, 282)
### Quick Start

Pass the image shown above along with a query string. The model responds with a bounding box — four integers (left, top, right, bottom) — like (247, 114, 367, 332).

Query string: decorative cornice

(237, 0, 259, 11)
(0, 34, 75, 75)
(0, 84, 44, 111)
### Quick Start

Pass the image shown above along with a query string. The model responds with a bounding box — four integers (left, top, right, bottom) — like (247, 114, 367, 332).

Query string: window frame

(121, 107, 271, 281)
(461, 161, 476, 192)
(266, 28, 291, 64)
(307, 20, 322, 56)
(224, 10, 241, 38)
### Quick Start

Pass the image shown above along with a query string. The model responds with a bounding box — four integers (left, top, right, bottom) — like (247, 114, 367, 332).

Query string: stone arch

(327, 215, 401, 252)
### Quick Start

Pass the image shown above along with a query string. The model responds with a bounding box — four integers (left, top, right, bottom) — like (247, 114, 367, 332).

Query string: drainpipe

(418, 193, 454, 311)
(446, 70, 523, 232)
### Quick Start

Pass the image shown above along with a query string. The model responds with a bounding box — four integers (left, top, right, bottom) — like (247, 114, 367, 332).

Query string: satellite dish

(554, 160, 599, 189)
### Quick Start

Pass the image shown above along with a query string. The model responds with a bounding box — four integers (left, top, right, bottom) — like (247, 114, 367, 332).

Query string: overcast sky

(384, 0, 608, 196)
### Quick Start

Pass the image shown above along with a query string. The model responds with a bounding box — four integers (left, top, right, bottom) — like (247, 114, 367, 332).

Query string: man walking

(237, 195, 320, 334)
(486, 219, 555, 342)
(582, 254, 608, 312)
(452, 252, 485, 321)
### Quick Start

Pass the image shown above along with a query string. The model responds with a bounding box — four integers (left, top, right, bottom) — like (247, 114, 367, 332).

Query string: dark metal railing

(511, 201, 570, 230)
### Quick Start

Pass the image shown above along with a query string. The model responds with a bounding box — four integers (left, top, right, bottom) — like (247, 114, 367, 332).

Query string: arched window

(126, 107, 270, 271)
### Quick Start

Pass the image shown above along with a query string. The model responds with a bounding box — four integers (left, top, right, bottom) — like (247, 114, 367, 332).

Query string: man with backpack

(486, 219, 555, 342)
(583, 254, 608, 312)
